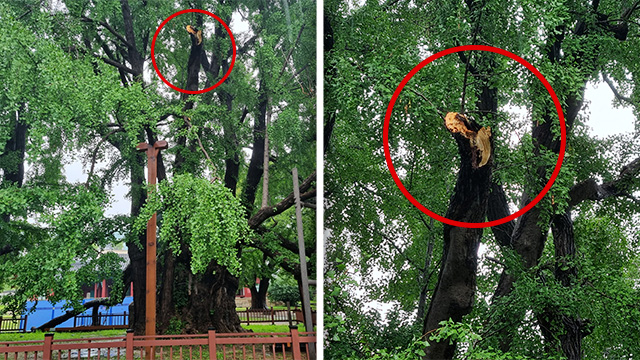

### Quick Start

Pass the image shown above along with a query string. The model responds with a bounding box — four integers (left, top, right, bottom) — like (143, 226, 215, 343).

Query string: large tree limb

(35, 298, 118, 331)
(248, 171, 316, 229)
(94, 54, 136, 75)
(119, 0, 143, 75)
(569, 156, 640, 207)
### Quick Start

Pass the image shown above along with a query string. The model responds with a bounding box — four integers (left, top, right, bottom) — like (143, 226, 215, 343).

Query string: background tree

(325, 0, 640, 359)
(0, 0, 316, 335)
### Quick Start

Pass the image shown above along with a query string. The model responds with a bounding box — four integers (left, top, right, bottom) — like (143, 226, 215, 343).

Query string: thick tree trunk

(128, 154, 147, 335)
(1, 106, 28, 230)
(492, 88, 583, 352)
(423, 113, 492, 359)
(1, 107, 27, 188)
(250, 278, 270, 310)
(542, 212, 588, 359)
(242, 80, 268, 212)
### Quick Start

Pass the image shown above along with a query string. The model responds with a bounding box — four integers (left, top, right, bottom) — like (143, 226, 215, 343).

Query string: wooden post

(286, 301, 293, 327)
(43, 333, 54, 360)
(137, 140, 168, 360)
(292, 168, 316, 360)
(208, 328, 217, 360)
(290, 326, 302, 360)
(271, 307, 275, 325)
(126, 329, 134, 360)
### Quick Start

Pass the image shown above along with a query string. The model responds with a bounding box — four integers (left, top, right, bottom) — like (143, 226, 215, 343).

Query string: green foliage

(267, 272, 300, 306)
(135, 174, 251, 276)
(167, 317, 186, 335)
(0, 182, 126, 313)
(428, 319, 565, 360)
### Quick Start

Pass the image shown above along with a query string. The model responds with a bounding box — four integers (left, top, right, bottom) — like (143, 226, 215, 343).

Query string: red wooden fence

(0, 327, 316, 360)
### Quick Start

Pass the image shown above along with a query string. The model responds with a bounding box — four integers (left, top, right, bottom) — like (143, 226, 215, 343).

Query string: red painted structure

(0, 328, 316, 360)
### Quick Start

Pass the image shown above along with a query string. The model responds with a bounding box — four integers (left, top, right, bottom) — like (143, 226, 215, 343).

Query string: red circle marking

(383, 45, 566, 228)
(151, 9, 236, 94)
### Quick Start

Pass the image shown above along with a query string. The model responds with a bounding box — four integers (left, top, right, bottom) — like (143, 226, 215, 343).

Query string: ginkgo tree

(0, 0, 315, 335)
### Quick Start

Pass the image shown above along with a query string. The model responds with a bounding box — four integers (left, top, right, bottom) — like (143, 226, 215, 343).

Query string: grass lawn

(242, 324, 307, 333)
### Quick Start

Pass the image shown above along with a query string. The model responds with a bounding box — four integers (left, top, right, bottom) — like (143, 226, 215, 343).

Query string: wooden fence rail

(237, 307, 317, 326)
(53, 312, 129, 332)
(0, 327, 316, 360)
(238, 307, 295, 326)
(0, 316, 27, 333)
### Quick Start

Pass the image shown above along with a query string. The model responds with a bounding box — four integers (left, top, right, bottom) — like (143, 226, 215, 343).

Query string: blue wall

(23, 297, 133, 331)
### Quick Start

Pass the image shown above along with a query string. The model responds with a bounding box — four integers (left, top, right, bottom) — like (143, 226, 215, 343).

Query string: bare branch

(86, 128, 124, 187)
(602, 72, 636, 106)
(280, 24, 306, 75)
(81, 16, 133, 49)
(184, 117, 219, 179)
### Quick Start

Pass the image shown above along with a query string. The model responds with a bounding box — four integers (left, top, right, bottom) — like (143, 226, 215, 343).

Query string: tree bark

(546, 212, 588, 359)
(423, 113, 493, 359)
(127, 154, 147, 335)
(242, 80, 268, 213)
(1, 106, 28, 189)
(250, 277, 270, 310)
(261, 109, 271, 208)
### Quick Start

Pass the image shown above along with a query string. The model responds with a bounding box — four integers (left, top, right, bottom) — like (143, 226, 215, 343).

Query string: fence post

(207, 328, 217, 360)
(22, 315, 28, 333)
(43, 333, 54, 360)
(286, 302, 292, 327)
(271, 307, 275, 325)
(289, 326, 301, 360)
(246, 307, 249, 325)
(126, 329, 134, 360)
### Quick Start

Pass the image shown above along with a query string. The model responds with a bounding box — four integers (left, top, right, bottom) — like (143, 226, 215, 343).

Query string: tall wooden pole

(292, 168, 316, 360)
(136, 140, 167, 358)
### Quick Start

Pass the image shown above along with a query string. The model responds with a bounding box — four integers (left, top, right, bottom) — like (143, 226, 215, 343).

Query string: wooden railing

(237, 307, 317, 326)
(238, 307, 295, 325)
(0, 316, 27, 333)
(54, 312, 129, 332)
(0, 327, 316, 360)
